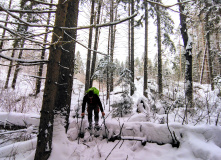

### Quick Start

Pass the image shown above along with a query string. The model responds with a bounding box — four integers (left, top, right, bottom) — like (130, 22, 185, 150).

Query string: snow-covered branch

(0, 53, 48, 64)
(0, 24, 51, 45)
(146, 0, 193, 8)
(30, 0, 57, 6)
(0, 5, 32, 26)
(0, 19, 54, 28)
(5, 9, 56, 13)
(0, 48, 48, 52)
(61, 12, 138, 30)
(0, 6, 137, 30)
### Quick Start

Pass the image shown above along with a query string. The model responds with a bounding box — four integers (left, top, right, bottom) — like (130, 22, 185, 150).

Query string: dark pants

(87, 105, 99, 125)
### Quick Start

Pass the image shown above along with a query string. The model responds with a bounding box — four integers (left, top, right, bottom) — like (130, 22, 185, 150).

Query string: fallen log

(107, 134, 179, 148)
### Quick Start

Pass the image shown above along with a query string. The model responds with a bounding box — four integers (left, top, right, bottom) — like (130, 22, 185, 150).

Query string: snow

(0, 71, 221, 160)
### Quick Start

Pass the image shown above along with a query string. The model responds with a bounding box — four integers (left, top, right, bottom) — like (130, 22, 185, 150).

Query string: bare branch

(0, 24, 21, 37)
(63, 31, 108, 56)
(0, 48, 49, 52)
(0, 8, 137, 30)
(5, 9, 56, 13)
(25, 75, 46, 79)
(0, 53, 48, 64)
(0, 24, 52, 45)
(146, 0, 194, 8)
(61, 12, 138, 30)
(0, 19, 54, 28)
(0, 5, 32, 26)
(30, 0, 58, 6)
(0, 63, 16, 67)
(0, 5, 54, 28)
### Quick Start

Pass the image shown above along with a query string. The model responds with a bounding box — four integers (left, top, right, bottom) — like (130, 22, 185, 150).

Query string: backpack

(86, 87, 99, 96)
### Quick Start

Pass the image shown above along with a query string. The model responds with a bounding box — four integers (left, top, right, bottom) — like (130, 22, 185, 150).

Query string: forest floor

(0, 69, 221, 160)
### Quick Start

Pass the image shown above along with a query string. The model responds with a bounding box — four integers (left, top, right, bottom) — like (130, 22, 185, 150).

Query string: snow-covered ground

(0, 68, 221, 160)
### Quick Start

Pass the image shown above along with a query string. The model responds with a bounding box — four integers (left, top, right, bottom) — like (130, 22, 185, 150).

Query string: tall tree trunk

(216, 32, 221, 75)
(4, 41, 18, 89)
(157, 0, 162, 96)
(90, 0, 102, 87)
(205, 2, 214, 90)
(143, 0, 148, 97)
(128, 1, 131, 69)
(110, 0, 114, 92)
(130, 0, 135, 96)
(4, 1, 24, 89)
(11, 1, 34, 89)
(54, 0, 79, 132)
(106, 28, 111, 103)
(0, 0, 12, 50)
(178, 0, 193, 124)
(34, 0, 68, 159)
(11, 39, 25, 89)
(35, 0, 53, 95)
(85, 0, 95, 92)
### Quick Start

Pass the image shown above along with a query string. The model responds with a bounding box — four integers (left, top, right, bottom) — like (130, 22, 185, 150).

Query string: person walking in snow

(81, 90, 105, 129)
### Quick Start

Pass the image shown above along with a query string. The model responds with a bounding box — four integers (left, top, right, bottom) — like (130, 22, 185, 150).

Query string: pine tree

(75, 51, 84, 74)
(116, 68, 135, 93)
(112, 92, 133, 117)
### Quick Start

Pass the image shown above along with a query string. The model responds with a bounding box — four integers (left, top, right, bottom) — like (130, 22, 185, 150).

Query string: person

(81, 90, 105, 129)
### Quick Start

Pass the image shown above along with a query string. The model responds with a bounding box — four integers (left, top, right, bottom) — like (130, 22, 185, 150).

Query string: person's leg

(94, 106, 99, 126)
(87, 106, 92, 128)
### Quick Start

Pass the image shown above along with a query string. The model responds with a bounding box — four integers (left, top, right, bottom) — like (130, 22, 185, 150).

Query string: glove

(102, 112, 105, 117)
(81, 112, 85, 117)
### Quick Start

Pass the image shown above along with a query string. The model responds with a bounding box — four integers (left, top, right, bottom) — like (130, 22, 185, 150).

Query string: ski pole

(102, 115, 109, 140)
(78, 116, 84, 139)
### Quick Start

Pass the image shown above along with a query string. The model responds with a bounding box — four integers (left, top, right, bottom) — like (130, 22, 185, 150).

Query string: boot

(88, 122, 92, 130)
(94, 122, 100, 130)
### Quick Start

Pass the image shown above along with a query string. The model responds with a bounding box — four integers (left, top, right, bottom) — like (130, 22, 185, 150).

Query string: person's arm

(96, 95, 105, 116)
(81, 95, 87, 116)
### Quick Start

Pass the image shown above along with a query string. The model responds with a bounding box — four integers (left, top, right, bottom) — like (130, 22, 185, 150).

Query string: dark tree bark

(85, 0, 95, 92)
(143, 0, 148, 97)
(205, 1, 214, 90)
(178, 0, 193, 114)
(130, 0, 135, 96)
(54, 0, 79, 132)
(110, 0, 114, 92)
(55, 0, 79, 130)
(34, 0, 68, 159)
(156, 0, 162, 96)
(35, 0, 53, 95)
(106, 28, 111, 102)
(128, 2, 131, 69)
(90, 0, 102, 88)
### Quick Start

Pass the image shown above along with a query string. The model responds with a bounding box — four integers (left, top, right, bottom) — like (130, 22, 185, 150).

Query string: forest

(0, 0, 220, 159)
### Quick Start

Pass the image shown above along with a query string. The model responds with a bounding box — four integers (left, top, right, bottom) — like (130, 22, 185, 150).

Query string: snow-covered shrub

(173, 96, 185, 108)
(0, 85, 42, 113)
(136, 97, 150, 114)
(112, 93, 133, 117)
(214, 76, 221, 96)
